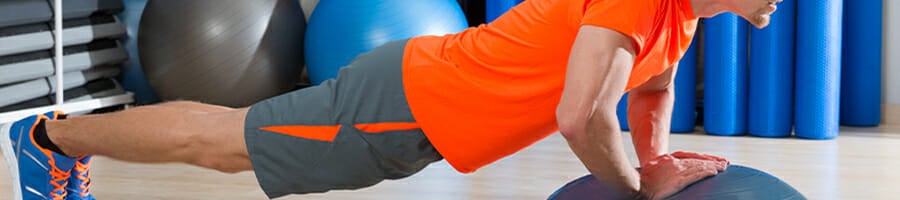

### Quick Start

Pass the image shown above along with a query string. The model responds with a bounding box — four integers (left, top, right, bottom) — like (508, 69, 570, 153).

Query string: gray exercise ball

(138, 0, 305, 107)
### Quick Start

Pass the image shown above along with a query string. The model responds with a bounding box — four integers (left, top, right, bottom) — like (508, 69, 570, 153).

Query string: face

(731, 0, 782, 28)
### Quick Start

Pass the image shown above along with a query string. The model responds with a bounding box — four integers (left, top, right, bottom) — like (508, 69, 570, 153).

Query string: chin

(749, 16, 772, 29)
(751, 21, 770, 28)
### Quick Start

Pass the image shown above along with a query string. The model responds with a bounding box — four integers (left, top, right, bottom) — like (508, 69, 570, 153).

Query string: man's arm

(627, 65, 677, 166)
(556, 25, 640, 198)
(627, 64, 734, 198)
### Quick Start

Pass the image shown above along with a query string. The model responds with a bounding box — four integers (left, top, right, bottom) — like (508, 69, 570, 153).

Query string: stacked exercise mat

(0, 0, 129, 113)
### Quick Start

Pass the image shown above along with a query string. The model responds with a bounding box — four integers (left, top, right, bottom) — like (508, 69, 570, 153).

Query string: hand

(670, 151, 729, 164)
(638, 154, 729, 200)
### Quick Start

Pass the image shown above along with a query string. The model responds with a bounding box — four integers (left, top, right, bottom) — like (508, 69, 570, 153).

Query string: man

(2, 0, 780, 199)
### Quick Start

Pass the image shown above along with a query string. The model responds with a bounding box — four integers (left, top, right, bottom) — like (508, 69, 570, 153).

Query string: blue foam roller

(548, 165, 806, 200)
(671, 35, 698, 133)
(616, 93, 630, 131)
(118, 0, 161, 105)
(486, 0, 523, 23)
(841, 0, 882, 126)
(748, 0, 796, 137)
(703, 14, 748, 136)
(796, 0, 842, 139)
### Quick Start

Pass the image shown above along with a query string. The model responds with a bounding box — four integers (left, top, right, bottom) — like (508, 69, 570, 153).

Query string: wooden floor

(2, 125, 900, 200)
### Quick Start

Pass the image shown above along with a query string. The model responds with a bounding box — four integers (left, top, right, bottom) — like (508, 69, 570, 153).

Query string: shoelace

(48, 158, 71, 200)
(73, 158, 92, 197)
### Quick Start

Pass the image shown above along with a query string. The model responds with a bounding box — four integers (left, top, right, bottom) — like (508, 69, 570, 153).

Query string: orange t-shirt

(402, 0, 698, 173)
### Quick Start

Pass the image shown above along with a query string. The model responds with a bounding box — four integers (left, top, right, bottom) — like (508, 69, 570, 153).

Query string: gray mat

(0, 78, 124, 113)
(0, 0, 125, 28)
(0, 67, 120, 107)
(0, 15, 127, 57)
(0, 41, 128, 85)
(52, 0, 125, 19)
(0, 0, 52, 28)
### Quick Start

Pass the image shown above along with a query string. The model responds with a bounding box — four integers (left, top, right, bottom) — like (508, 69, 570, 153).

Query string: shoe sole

(0, 123, 23, 200)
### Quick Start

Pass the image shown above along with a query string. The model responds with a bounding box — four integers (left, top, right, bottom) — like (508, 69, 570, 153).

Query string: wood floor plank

(2, 126, 899, 200)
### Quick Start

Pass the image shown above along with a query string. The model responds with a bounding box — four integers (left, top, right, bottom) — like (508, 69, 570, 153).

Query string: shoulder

(579, 0, 663, 48)
(580, 0, 664, 29)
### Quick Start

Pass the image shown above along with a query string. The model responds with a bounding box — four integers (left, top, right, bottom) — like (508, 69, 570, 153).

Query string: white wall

(886, 0, 900, 105)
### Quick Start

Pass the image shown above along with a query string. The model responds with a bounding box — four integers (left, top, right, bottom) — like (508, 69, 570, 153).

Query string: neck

(689, 0, 730, 18)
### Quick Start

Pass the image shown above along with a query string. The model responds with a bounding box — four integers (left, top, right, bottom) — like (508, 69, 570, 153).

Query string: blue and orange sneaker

(2, 113, 77, 200)
(39, 111, 96, 200)
(65, 155, 94, 200)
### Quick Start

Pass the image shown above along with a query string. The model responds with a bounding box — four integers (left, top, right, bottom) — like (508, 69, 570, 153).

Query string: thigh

(242, 39, 441, 198)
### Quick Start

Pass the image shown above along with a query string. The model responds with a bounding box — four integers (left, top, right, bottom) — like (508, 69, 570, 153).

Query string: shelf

(0, 92, 133, 124)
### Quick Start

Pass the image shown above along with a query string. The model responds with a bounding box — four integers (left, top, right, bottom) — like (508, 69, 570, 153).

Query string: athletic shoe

(65, 155, 94, 200)
(2, 113, 77, 200)
(40, 111, 97, 200)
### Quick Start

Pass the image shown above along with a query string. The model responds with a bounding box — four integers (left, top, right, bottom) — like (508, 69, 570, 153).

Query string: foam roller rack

(0, 15, 127, 57)
(0, 0, 53, 28)
(0, 0, 124, 28)
(0, 67, 121, 107)
(0, 78, 127, 114)
(56, 0, 125, 20)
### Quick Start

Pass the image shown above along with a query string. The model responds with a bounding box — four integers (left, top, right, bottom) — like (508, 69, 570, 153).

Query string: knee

(157, 100, 201, 107)
(158, 100, 234, 112)
(206, 160, 244, 174)
(193, 156, 246, 174)
(178, 130, 249, 174)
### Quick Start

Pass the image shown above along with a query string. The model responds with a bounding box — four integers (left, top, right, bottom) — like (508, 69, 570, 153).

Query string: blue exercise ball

(305, 0, 469, 85)
(119, 0, 161, 105)
(548, 165, 806, 200)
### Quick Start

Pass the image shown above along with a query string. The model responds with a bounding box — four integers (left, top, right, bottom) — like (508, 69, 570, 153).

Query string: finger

(704, 160, 728, 172)
(680, 165, 718, 186)
(716, 161, 729, 171)
(678, 160, 720, 176)
(672, 152, 728, 162)
(672, 151, 724, 161)
(681, 151, 727, 162)
(671, 151, 711, 160)
(689, 159, 728, 172)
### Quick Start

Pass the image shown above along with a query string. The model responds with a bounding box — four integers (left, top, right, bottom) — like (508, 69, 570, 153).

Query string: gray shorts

(243, 39, 442, 198)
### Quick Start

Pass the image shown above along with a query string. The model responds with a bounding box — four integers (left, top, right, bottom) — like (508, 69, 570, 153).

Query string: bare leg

(44, 101, 252, 173)
(154, 101, 234, 113)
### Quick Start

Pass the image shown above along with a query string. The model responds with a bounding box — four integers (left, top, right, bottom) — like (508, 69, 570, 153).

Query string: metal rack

(0, 0, 133, 124)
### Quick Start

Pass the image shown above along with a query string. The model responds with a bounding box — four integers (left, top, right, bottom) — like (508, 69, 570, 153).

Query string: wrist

(633, 136, 669, 167)
(639, 153, 669, 168)
(635, 186, 654, 200)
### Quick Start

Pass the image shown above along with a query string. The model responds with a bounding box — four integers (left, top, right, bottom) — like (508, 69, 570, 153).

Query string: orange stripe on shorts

(354, 122, 420, 133)
(259, 125, 342, 142)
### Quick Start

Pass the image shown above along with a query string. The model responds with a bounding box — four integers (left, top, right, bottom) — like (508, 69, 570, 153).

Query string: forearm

(627, 87, 675, 166)
(562, 110, 641, 198)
